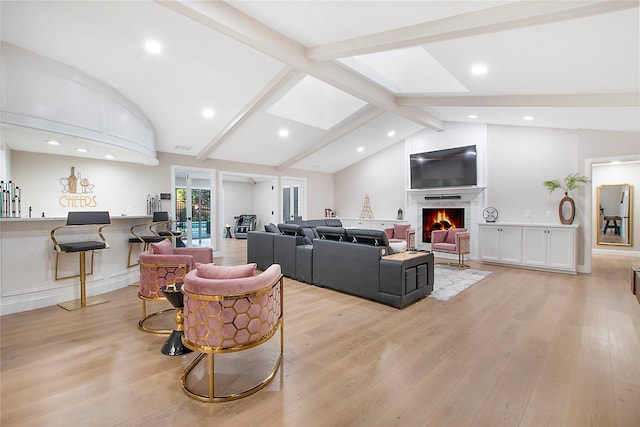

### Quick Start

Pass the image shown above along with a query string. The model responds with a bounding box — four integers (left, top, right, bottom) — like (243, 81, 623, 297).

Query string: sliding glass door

(173, 167, 214, 248)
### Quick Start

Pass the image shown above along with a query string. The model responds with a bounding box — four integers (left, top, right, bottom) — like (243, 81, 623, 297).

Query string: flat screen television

(410, 145, 477, 189)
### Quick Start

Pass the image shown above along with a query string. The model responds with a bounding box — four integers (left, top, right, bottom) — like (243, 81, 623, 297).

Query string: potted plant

(543, 173, 590, 224)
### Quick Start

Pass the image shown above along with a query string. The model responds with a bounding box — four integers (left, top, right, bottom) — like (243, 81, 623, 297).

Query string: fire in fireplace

(422, 208, 465, 243)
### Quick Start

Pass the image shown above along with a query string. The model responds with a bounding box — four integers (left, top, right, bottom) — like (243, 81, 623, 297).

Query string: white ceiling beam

(195, 66, 301, 162)
(157, 0, 443, 131)
(306, 1, 640, 61)
(277, 106, 384, 171)
(397, 93, 640, 107)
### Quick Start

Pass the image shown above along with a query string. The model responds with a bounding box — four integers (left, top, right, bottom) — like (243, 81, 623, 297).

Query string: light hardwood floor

(1, 239, 639, 427)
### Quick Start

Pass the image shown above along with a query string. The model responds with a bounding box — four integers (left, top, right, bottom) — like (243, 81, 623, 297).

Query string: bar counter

(0, 215, 151, 315)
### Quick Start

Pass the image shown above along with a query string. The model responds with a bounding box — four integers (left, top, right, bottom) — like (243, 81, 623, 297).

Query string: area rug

(429, 265, 492, 301)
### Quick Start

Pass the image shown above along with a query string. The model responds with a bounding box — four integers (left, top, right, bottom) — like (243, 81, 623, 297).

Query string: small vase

(558, 192, 575, 225)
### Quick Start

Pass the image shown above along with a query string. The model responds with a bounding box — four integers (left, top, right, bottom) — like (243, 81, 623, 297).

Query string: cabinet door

(479, 225, 501, 261)
(546, 227, 575, 270)
(522, 227, 547, 267)
(351, 219, 372, 229)
(500, 226, 523, 263)
(371, 220, 393, 231)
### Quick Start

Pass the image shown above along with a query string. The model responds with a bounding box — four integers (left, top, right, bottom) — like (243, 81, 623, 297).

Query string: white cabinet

(479, 225, 522, 264)
(479, 223, 577, 274)
(349, 219, 372, 228)
(522, 226, 576, 272)
(338, 218, 407, 230)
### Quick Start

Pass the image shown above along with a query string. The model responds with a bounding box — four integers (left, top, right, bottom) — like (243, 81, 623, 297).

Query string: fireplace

(422, 207, 465, 243)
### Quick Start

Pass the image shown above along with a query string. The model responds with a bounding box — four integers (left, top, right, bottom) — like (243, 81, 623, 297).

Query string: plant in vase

(543, 173, 590, 224)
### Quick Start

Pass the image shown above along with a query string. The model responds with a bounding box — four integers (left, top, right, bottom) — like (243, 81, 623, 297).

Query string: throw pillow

(150, 239, 172, 254)
(264, 223, 279, 233)
(445, 228, 464, 244)
(196, 263, 257, 279)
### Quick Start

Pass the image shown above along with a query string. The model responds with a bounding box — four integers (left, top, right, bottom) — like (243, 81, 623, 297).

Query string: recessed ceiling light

(76, 148, 88, 153)
(46, 139, 60, 145)
(387, 130, 396, 137)
(145, 40, 162, 54)
(523, 116, 534, 121)
(357, 146, 364, 153)
(468, 114, 478, 119)
(471, 64, 488, 75)
(278, 129, 289, 138)
(202, 108, 215, 118)
(105, 154, 115, 159)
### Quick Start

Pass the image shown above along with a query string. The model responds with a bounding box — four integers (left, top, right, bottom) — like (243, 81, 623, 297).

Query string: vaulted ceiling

(1, 1, 638, 173)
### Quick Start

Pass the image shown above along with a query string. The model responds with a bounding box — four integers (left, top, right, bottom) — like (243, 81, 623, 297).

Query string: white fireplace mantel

(406, 186, 486, 255)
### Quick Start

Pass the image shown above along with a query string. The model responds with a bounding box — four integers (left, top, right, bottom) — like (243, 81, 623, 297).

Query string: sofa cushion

(393, 223, 411, 239)
(324, 218, 343, 227)
(196, 263, 256, 279)
(307, 219, 327, 228)
(316, 226, 347, 241)
(150, 239, 173, 254)
(346, 228, 390, 247)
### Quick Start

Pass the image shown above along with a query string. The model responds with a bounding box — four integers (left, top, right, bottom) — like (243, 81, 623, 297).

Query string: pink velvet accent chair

(181, 263, 284, 402)
(138, 239, 213, 334)
(431, 228, 471, 269)
(384, 223, 416, 252)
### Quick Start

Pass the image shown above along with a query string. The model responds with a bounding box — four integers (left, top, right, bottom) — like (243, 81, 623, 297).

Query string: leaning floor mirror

(597, 184, 633, 246)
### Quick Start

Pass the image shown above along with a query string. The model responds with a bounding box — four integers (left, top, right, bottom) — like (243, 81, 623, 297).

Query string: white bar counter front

(0, 215, 150, 315)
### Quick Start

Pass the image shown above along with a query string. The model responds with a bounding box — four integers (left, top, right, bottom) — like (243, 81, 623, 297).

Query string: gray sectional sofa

(246, 219, 434, 309)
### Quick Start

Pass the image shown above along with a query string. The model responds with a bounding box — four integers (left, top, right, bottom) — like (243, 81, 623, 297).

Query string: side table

(159, 283, 192, 356)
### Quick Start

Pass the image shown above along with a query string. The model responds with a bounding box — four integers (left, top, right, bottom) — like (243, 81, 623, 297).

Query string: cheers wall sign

(59, 166, 98, 208)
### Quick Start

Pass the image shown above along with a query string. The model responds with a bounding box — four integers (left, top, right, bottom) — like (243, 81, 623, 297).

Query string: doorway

(172, 166, 214, 248)
(282, 177, 306, 223)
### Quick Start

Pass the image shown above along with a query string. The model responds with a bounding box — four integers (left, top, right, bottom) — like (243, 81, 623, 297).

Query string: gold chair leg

(58, 251, 108, 311)
(127, 243, 139, 268)
(458, 253, 470, 270)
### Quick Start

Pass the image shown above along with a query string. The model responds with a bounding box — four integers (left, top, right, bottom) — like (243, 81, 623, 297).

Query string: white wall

(11, 150, 164, 218)
(333, 141, 407, 219)
(9, 149, 334, 251)
(222, 181, 255, 229)
(486, 125, 579, 224)
(333, 122, 640, 271)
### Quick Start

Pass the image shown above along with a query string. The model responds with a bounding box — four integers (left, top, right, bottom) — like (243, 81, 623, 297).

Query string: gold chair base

(138, 308, 175, 334)
(181, 350, 283, 403)
(436, 253, 470, 270)
(58, 296, 109, 311)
